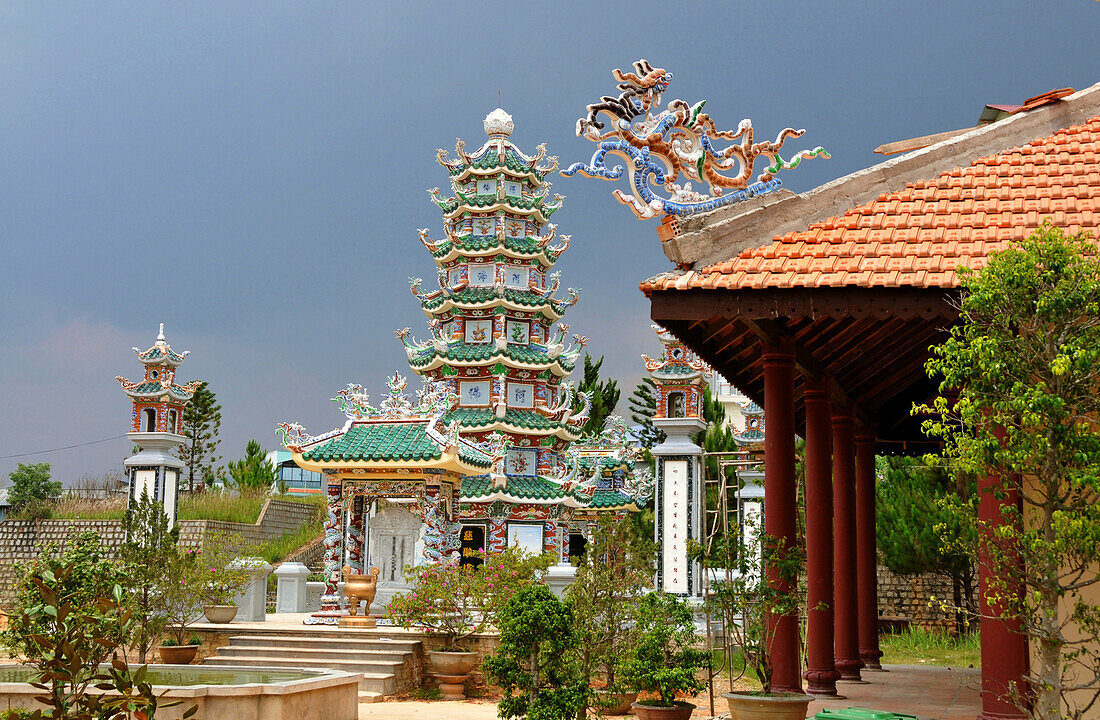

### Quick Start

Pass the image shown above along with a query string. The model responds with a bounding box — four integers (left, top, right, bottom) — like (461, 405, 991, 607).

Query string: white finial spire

(156, 322, 166, 345)
(484, 107, 514, 138)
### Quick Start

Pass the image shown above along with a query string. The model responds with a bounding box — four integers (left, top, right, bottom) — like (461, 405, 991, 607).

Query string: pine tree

(119, 489, 178, 662)
(226, 439, 277, 491)
(876, 456, 976, 635)
(177, 381, 222, 492)
(627, 378, 665, 449)
(575, 354, 620, 437)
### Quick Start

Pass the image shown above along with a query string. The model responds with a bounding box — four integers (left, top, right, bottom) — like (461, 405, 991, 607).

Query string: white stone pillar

(651, 416, 705, 598)
(274, 561, 311, 613)
(231, 558, 273, 622)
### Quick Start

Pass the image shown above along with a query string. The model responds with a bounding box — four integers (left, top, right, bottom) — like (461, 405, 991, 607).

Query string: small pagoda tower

(643, 325, 711, 597)
(402, 108, 642, 561)
(116, 324, 201, 528)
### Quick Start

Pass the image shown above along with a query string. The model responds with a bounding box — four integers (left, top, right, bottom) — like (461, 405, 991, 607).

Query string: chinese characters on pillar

(662, 460, 689, 593)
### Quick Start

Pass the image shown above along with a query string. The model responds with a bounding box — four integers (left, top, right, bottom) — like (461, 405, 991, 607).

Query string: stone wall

(877, 565, 976, 630)
(0, 499, 319, 605)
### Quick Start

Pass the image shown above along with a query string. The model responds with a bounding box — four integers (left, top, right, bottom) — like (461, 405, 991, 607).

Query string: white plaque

(460, 381, 490, 406)
(662, 459, 689, 593)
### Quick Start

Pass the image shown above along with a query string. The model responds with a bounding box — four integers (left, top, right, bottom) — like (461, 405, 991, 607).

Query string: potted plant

(702, 525, 813, 720)
(200, 531, 251, 624)
(387, 546, 552, 699)
(621, 592, 708, 720)
(566, 514, 654, 717)
(155, 547, 207, 664)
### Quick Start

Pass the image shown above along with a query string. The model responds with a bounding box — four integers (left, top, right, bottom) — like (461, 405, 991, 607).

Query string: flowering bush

(199, 530, 252, 606)
(386, 547, 553, 651)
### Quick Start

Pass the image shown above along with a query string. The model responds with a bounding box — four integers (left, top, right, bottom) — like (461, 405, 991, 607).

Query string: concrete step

(212, 645, 406, 670)
(226, 634, 420, 654)
(358, 692, 384, 704)
(203, 656, 396, 695)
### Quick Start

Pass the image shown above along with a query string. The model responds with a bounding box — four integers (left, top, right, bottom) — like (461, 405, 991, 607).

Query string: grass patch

(44, 490, 323, 525)
(254, 503, 325, 563)
(879, 626, 979, 667)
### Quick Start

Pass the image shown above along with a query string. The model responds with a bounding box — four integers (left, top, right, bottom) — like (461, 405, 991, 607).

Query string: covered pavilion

(639, 83, 1100, 718)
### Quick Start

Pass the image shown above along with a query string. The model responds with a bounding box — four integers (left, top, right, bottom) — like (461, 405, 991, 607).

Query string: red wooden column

(832, 408, 862, 681)
(762, 341, 802, 694)
(977, 467, 1028, 720)
(855, 427, 884, 670)
(803, 377, 839, 695)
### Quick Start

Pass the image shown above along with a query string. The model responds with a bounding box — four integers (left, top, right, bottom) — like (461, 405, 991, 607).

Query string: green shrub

(622, 592, 707, 708)
(484, 585, 587, 720)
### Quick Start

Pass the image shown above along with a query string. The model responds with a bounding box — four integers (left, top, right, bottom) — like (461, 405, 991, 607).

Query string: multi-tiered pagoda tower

(401, 108, 642, 561)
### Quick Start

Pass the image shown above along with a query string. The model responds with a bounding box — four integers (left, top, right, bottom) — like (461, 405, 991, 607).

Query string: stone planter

(203, 605, 238, 624)
(722, 691, 813, 720)
(428, 650, 479, 700)
(631, 701, 695, 720)
(157, 644, 199, 665)
(593, 689, 638, 715)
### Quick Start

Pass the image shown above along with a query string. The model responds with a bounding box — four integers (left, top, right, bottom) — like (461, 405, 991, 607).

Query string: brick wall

(0, 499, 318, 605)
(877, 565, 976, 630)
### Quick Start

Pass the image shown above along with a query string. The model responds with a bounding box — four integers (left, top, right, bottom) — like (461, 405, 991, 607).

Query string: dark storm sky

(1, 1, 1097, 484)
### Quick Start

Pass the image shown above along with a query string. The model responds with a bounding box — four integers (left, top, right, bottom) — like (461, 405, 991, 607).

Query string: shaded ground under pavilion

(641, 83, 1100, 719)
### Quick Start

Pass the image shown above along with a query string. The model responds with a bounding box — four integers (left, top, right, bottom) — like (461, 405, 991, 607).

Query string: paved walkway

(358, 665, 981, 720)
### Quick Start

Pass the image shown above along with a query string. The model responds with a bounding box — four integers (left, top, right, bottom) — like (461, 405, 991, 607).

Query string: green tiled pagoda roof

(123, 382, 194, 400)
(454, 192, 542, 212)
(421, 287, 558, 312)
(576, 455, 629, 472)
(408, 342, 573, 371)
(588, 489, 637, 509)
(461, 475, 570, 501)
(301, 421, 492, 469)
(652, 363, 707, 377)
(445, 407, 569, 432)
(432, 234, 545, 257)
(456, 147, 543, 176)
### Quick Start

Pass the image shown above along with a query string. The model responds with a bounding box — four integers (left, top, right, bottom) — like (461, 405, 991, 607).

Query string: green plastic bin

(815, 709, 919, 720)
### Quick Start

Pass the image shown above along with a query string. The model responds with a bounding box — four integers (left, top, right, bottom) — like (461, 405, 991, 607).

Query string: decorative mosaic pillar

(421, 486, 460, 563)
(322, 477, 344, 604)
(542, 519, 558, 558)
(347, 493, 366, 573)
(487, 501, 508, 553)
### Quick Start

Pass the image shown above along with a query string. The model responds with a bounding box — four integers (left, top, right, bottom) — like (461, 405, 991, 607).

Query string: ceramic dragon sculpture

(563, 59, 829, 219)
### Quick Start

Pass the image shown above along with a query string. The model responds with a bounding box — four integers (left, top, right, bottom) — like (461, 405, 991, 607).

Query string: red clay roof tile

(640, 116, 1100, 294)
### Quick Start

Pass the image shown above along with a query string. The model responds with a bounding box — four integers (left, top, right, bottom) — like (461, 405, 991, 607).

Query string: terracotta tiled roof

(641, 116, 1100, 293)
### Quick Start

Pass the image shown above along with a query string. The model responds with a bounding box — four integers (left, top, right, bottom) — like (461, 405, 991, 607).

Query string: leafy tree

(920, 224, 1100, 720)
(8, 561, 194, 720)
(118, 489, 178, 662)
(566, 514, 654, 718)
(575, 354, 620, 437)
(178, 381, 222, 491)
(628, 378, 665, 449)
(4, 532, 127, 661)
(7, 463, 61, 514)
(226, 439, 277, 490)
(876, 455, 976, 635)
(484, 584, 587, 720)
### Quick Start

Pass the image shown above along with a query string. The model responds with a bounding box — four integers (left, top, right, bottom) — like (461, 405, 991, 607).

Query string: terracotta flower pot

(158, 644, 199, 664)
(428, 650, 479, 700)
(594, 689, 638, 715)
(631, 701, 695, 720)
(722, 691, 813, 720)
(203, 605, 238, 624)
